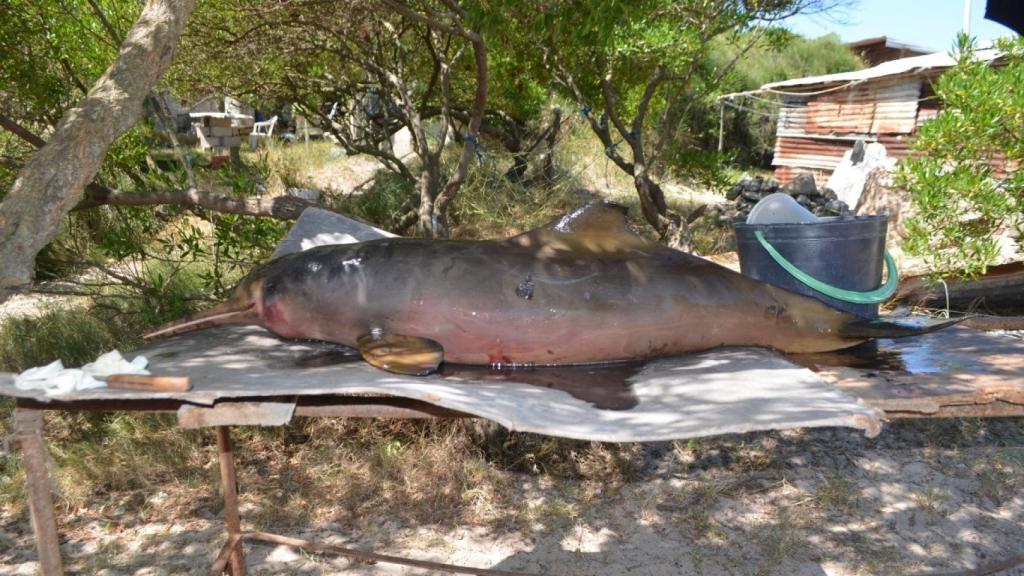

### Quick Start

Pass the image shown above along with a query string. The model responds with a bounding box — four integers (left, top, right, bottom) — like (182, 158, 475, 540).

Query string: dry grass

(814, 472, 860, 513)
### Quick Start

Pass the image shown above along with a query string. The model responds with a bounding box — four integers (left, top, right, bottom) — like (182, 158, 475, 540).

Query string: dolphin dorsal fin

(549, 200, 632, 237)
(508, 200, 651, 253)
(513, 200, 641, 240)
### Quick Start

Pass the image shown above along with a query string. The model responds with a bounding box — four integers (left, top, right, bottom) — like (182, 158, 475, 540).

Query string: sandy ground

(2, 418, 1022, 576)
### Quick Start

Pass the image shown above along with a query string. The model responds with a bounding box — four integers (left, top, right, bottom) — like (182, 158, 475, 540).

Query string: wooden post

(229, 146, 241, 165)
(718, 100, 725, 153)
(215, 426, 246, 575)
(13, 406, 64, 575)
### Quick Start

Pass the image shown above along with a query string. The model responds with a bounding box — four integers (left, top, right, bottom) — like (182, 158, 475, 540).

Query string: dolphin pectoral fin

(356, 333, 444, 376)
(839, 316, 965, 340)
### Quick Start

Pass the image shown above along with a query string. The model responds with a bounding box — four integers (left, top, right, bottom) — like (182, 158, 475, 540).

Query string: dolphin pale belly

(146, 202, 955, 375)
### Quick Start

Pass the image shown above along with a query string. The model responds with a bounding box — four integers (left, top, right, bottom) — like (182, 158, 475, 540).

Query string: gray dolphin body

(146, 202, 950, 374)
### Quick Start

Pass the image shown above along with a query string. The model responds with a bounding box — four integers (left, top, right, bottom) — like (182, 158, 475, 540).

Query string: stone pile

(719, 173, 851, 222)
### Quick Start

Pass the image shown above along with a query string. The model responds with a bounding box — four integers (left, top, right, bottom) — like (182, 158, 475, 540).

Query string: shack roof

(761, 48, 999, 92)
(846, 36, 935, 55)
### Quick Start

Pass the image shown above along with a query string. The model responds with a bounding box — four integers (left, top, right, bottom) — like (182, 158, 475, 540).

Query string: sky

(783, 0, 1018, 53)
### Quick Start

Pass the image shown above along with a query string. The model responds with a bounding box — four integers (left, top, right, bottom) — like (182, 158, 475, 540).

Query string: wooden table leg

(215, 426, 246, 575)
(13, 406, 64, 575)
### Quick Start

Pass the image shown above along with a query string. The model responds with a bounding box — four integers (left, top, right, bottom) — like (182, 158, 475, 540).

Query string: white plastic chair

(249, 115, 278, 149)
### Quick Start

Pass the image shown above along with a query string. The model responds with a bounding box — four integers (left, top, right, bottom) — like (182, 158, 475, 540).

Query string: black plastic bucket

(733, 215, 893, 318)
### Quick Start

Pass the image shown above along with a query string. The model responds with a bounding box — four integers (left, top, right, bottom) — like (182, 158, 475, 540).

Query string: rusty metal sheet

(791, 327, 1024, 415)
(771, 77, 923, 184)
(772, 135, 915, 185)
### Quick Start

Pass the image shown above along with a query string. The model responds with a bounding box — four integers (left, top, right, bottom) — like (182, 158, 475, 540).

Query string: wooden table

(6, 326, 1024, 574)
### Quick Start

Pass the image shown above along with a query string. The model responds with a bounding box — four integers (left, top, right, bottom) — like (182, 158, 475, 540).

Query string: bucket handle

(753, 230, 899, 305)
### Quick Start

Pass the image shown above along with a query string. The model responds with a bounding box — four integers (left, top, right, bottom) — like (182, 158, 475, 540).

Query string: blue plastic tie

(465, 134, 483, 160)
(605, 138, 623, 157)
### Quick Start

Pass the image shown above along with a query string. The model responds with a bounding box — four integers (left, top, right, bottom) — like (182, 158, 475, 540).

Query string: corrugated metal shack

(761, 52, 968, 185)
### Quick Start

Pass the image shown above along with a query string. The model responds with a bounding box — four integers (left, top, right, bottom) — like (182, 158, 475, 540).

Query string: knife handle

(106, 374, 192, 392)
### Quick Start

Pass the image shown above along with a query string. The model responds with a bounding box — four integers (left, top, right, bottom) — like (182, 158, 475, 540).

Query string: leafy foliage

(897, 35, 1023, 276)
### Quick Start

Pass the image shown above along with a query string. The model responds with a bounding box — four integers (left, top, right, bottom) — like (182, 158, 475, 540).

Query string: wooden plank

(106, 374, 191, 392)
(12, 407, 64, 575)
(893, 262, 1024, 311)
(215, 427, 246, 575)
(178, 402, 294, 428)
(792, 327, 1024, 415)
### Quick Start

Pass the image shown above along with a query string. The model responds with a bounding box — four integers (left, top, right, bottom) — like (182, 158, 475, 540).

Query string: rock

(741, 189, 763, 202)
(795, 194, 811, 207)
(285, 187, 322, 203)
(784, 173, 817, 197)
(825, 199, 851, 215)
(822, 187, 838, 201)
(856, 167, 914, 248)
(726, 184, 742, 201)
(851, 139, 866, 164)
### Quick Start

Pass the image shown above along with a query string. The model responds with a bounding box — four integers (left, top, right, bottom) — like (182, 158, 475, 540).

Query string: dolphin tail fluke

(143, 301, 257, 342)
(839, 315, 964, 340)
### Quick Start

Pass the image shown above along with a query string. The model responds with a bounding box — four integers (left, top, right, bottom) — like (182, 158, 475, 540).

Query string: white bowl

(746, 192, 819, 225)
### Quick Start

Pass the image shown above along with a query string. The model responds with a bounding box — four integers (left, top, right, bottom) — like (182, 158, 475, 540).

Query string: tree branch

(0, 112, 47, 149)
(632, 66, 666, 135)
(600, 73, 632, 143)
(380, 0, 476, 41)
(74, 186, 332, 221)
(86, 0, 125, 45)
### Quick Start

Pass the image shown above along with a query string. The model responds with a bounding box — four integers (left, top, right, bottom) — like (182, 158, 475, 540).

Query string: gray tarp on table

(0, 208, 884, 441)
(0, 325, 882, 440)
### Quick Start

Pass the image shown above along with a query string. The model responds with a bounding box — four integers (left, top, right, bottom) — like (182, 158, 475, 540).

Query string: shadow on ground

(2, 417, 1023, 575)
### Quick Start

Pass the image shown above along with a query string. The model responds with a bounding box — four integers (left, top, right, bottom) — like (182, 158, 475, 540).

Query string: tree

(0, 0, 196, 304)
(174, 0, 494, 237)
(897, 35, 1023, 277)
(502, 0, 847, 249)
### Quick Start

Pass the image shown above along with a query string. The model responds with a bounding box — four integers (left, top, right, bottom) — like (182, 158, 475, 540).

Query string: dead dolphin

(145, 201, 955, 375)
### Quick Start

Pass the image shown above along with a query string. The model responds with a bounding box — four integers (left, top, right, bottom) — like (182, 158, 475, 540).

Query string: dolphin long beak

(143, 301, 259, 341)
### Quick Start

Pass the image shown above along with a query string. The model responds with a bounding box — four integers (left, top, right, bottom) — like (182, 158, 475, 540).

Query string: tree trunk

(0, 0, 196, 303)
(430, 34, 487, 237)
(633, 157, 693, 252)
(416, 158, 443, 237)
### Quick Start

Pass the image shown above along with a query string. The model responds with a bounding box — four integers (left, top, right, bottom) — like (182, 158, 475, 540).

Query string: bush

(897, 35, 1024, 276)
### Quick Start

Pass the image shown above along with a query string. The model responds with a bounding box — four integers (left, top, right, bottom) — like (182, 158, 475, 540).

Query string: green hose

(753, 229, 899, 305)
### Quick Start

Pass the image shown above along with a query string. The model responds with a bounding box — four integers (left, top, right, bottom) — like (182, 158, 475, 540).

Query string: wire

(722, 99, 778, 118)
(763, 79, 864, 97)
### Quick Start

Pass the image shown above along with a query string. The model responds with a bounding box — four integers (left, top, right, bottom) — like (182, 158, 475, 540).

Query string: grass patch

(815, 472, 860, 513)
(0, 307, 128, 374)
(263, 141, 338, 190)
(337, 169, 416, 229)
